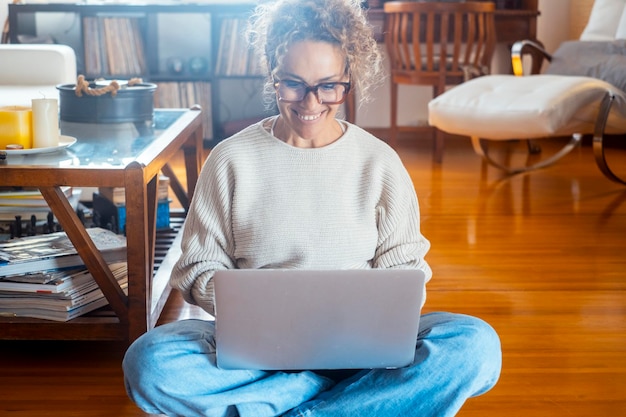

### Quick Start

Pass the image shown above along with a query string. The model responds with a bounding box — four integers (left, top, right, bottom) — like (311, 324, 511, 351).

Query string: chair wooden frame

(384, 1, 496, 161)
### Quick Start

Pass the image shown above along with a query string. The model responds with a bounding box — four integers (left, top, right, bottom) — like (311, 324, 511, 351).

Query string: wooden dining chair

(384, 1, 497, 162)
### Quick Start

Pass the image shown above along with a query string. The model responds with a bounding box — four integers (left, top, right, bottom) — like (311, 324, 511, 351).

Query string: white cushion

(428, 74, 626, 139)
(580, 0, 626, 41)
(0, 86, 61, 108)
(0, 44, 76, 86)
(0, 44, 76, 108)
(616, 5, 626, 39)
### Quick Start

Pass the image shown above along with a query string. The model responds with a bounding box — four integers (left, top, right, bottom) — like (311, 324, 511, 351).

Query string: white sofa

(0, 44, 77, 107)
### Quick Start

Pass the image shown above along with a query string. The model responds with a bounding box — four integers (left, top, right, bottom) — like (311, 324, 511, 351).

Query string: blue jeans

(123, 312, 501, 417)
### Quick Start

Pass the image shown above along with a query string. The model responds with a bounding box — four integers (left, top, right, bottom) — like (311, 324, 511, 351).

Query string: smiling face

(272, 40, 349, 148)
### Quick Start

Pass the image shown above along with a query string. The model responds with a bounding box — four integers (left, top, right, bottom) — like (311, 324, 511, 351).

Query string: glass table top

(0, 109, 187, 168)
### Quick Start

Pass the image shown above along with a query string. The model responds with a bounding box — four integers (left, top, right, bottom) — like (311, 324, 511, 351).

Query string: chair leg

(592, 93, 626, 185)
(526, 139, 542, 154)
(433, 85, 444, 163)
(434, 128, 444, 163)
(389, 82, 398, 148)
(470, 135, 582, 174)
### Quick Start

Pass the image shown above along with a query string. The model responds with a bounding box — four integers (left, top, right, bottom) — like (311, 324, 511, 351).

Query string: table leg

(162, 163, 189, 210)
(39, 186, 129, 321)
(161, 115, 203, 211)
(124, 162, 153, 341)
(184, 115, 204, 200)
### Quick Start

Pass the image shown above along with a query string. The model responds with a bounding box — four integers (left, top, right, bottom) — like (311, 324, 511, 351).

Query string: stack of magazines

(0, 186, 76, 222)
(0, 228, 127, 321)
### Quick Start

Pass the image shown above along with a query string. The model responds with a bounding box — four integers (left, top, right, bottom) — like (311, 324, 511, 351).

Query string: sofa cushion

(0, 44, 76, 86)
(617, 5, 626, 39)
(427, 74, 626, 139)
(0, 86, 61, 108)
(0, 44, 76, 108)
(545, 40, 626, 92)
(580, 0, 626, 41)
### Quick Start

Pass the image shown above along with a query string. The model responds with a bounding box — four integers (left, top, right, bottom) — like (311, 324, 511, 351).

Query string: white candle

(32, 98, 59, 148)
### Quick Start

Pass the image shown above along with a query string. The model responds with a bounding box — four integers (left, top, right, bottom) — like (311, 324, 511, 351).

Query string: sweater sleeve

(373, 154, 432, 288)
(169, 146, 237, 316)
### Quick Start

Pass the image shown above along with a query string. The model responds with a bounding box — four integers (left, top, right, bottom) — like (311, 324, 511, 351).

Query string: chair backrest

(383, 1, 496, 96)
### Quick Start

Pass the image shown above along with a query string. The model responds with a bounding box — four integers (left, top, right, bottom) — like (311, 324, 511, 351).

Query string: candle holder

(0, 106, 33, 150)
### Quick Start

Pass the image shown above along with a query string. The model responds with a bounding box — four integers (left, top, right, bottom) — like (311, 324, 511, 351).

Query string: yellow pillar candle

(0, 106, 33, 150)
(32, 98, 59, 148)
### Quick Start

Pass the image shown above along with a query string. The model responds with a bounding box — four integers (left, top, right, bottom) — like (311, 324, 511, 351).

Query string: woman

(123, 1, 502, 416)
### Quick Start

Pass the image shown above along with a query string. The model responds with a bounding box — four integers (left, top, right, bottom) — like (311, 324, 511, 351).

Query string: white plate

(3, 136, 77, 155)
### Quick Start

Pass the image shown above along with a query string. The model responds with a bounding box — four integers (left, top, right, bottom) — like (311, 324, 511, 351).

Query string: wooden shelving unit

(8, 2, 276, 145)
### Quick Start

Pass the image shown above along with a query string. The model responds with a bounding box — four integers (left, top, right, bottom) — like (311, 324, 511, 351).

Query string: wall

(570, 0, 595, 38)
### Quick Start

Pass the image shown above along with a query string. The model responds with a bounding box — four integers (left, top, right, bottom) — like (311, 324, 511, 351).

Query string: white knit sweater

(170, 118, 432, 316)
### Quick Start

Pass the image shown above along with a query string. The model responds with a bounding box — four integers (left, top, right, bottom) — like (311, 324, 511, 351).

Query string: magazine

(0, 228, 126, 276)
(0, 262, 128, 321)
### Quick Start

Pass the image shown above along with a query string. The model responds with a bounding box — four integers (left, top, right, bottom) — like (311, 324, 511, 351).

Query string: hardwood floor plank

(1, 135, 624, 416)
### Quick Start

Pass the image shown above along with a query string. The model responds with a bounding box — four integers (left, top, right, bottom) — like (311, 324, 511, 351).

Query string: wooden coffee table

(0, 108, 203, 342)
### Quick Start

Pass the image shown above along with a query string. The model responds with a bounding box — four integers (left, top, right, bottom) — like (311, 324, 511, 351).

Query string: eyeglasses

(273, 79, 351, 104)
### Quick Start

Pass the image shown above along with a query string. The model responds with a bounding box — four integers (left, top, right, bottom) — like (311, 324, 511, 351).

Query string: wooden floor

(1, 134, 625, 416)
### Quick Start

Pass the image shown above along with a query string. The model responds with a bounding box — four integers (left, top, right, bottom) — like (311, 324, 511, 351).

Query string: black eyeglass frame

(273, 79, 352, 105)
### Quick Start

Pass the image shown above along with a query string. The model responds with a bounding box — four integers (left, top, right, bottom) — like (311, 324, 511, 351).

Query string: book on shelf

(83, 16, 104, 76)
(0, 186, 73, 207)
(0, 263, 126, 304)
(154, 81, 213, 140)
(0, 205, 54, 222)
(0, 268, 76, 285)
(0, 267, 95, 293)
(98, 176, 169, 205)
(82, 15, 147, 76)
(0, 189, 80, 222)
(96, 186, 126, 205)
(215, 17, 263, 77)
(0, 227, 127, 276)
(0, 262, 128, 322)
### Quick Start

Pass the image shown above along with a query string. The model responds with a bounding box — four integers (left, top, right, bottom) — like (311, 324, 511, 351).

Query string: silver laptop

(213, 269, 426, 371)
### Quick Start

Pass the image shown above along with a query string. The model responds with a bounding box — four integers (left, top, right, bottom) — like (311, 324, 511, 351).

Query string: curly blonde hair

(247, 0, 383, 108)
